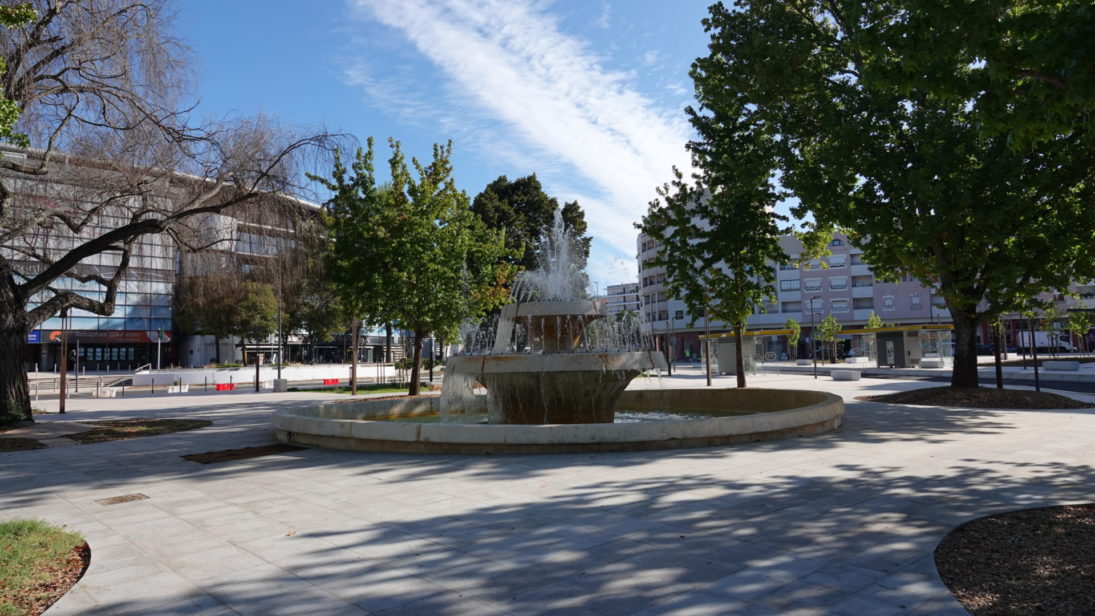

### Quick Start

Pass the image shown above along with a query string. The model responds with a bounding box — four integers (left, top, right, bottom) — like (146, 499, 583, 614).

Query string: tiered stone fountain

(272, 212, 844, 454)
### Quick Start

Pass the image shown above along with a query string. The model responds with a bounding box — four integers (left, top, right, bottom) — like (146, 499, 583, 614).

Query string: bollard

(96, 378, 101, 398)
(121, 383, 125, 397)
(151, 377, 155, 395)
(204, 376, 208, 392)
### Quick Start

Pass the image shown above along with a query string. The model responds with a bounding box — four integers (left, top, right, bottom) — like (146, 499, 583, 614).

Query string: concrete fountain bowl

(272, 387, 844, 455)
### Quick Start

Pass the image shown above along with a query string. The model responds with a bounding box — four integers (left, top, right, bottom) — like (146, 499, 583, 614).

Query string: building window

(830, 277, 848, 290)
(910, 294, 922, 309)
(780, 279, 800, 291)
(852, 276, 873, 287)
(850, 253, 864, 265)
(853, 297, 874, 310)
(804, 278, 822, 292)
(831, 299, 849, 313)
(674, 310, 684, 320)
(807, 297, 824, 312)
(780, 262, 798, 270)
(781, 301, 801, 313)
(657, 310, 668, 321)
(829, 239, 844, 247)
(828, 255, 846, 268)
(882, 295, 896, 311)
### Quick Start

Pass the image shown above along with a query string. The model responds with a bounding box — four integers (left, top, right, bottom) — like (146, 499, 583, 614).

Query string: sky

(176, 0, 713, 291)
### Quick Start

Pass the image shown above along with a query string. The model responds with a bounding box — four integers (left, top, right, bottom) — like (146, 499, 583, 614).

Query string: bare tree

(0, 1, 331, 423)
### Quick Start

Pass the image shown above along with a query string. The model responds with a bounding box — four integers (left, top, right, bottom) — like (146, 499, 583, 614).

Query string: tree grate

(182, 443, 305, 464)
(95, 493, 149, 506)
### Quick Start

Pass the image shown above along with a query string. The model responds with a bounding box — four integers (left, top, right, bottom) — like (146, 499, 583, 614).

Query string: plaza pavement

(3, 368, 1093, 615)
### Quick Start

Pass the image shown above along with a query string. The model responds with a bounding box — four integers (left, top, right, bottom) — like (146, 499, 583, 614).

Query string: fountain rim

(272, 387, 845, 455)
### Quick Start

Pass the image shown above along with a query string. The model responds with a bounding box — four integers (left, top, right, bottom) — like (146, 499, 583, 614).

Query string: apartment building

(636, 230, 1093, 361)
(603, 282, 640, 317)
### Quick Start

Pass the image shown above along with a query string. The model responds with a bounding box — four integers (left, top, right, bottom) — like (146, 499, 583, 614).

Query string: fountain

(272, 212, 844, 454)
(439, 211, 665, 425)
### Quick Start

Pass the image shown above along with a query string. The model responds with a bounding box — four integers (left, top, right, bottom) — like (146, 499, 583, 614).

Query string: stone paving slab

(1, 376, 1093, 615)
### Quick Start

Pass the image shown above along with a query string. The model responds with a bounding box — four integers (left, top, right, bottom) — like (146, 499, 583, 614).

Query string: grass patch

(859, 386, 1094, 409)
(0, 519, 88, 616)
(66, 418, 211, 444)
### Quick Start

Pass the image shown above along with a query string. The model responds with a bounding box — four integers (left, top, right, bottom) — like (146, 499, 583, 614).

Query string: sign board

(26, 330, 41, 343)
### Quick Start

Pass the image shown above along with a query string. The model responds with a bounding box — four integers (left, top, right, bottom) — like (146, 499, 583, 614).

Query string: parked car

(975, 343, 994, 355)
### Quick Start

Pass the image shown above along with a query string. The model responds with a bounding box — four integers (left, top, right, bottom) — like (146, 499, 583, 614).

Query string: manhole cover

(96, 493, 150, 506)
(182, 443, 305, 464)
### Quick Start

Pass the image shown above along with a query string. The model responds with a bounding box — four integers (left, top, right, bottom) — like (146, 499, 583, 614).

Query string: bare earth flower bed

(65, 419, 211, 444)
(857, 386, 1094, 409)
(935, 504, 1095, 615)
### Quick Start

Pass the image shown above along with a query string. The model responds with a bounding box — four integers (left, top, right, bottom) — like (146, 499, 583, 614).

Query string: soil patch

(66, 418, 211, 444)
(0, 520, 89, 616)
(857, 386, 1094, 409)
(0, 438, 47, 452)
(935, 504, 1095, 615)
(182, 443, 305, 464)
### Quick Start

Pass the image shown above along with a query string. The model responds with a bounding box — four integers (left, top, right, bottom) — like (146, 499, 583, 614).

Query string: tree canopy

(471, 174, 590, 275)
(692, 0, 1095, 387)
(314, 139, 515, 395)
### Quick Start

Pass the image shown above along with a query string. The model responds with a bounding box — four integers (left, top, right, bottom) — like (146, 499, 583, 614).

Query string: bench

(832, 370, 861, 381)
(795, 359, 813, 366)
(1043, 360, 1080, 371)
(919, 358, 945, 368)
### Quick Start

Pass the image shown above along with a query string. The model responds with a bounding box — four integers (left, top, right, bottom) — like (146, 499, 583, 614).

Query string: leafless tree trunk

(1, 1, 333, 424)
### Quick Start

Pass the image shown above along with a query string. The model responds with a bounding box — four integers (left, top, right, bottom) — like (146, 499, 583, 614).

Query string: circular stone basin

(272, 388, 844, 454)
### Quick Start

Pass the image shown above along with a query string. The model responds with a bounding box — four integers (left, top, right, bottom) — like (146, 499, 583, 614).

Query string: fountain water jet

(441, 211, 665, 424)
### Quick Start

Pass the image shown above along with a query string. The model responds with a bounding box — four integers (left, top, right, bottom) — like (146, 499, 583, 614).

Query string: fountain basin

(272, 388, 844, 454)
(443, 352, 662, 424)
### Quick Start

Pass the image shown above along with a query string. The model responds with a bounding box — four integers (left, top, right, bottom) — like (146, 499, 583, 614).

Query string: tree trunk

(408, 329, 424, 396)
(253, 341, 261, 392)
(0, 325, 31, 425)
(734, 322, 746, 388)
(385, 323, 392, 363)
(350, 320, 360, 396)
(949, 309, 980, 388)
(992, 322, 1004, 390)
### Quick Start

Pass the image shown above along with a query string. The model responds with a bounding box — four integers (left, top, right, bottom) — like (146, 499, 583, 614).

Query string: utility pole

(809, 296, 820, 379)
(59, 309, 68, 414)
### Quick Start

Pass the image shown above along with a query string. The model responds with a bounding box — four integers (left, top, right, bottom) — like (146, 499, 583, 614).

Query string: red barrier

(215, 383, 236, 391)
(323, 379, 339, 385)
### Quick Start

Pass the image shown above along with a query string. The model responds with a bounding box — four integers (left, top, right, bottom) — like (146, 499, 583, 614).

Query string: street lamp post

(809, 296, 820, 379)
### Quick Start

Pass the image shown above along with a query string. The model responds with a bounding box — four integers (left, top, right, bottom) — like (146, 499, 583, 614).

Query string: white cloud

(347, 0, 692, 268)
(595, 2, 612, 29)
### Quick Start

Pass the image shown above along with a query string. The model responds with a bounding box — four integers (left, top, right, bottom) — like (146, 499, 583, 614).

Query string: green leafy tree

(817, 314, 843, 364)
(235, 282, 278, 391)
(384, 140, 515, 394)
(1068, 308, 1093, 355)
(642, 112, 788, 387)
(866, 312, 883, 330)
(0, 4, 34, 150)
(314, 139, 515, 396)
(471, 174, 590, 274)
(784, 317, 800, 361)
(692, 1, 1095, 388)
(309, 140, 390, 393)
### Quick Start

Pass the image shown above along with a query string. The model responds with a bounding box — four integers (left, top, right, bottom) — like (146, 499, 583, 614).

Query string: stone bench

(831, 370, 861, 381)
(919, 358, 945, 368)
(795, 359, 813, 366)
(1043, 360, 1080, 371)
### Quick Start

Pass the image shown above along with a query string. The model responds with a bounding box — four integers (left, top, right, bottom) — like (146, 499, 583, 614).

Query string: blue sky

(176, 1, 713, 289)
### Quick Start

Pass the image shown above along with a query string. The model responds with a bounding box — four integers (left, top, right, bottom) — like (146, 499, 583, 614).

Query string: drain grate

(96, 493, 149, 506)
(182, 443, 305, 464)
